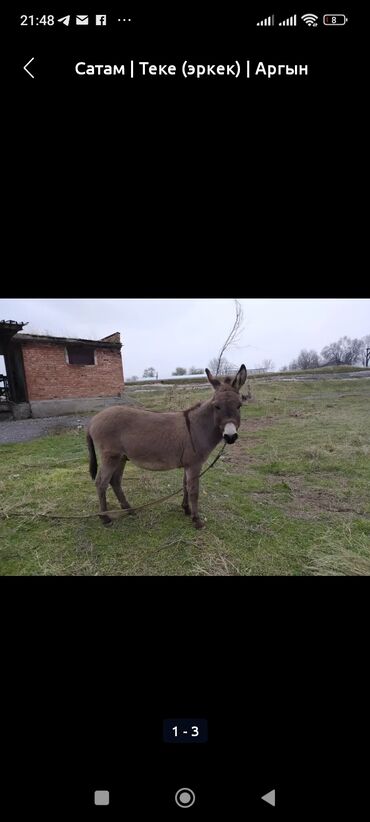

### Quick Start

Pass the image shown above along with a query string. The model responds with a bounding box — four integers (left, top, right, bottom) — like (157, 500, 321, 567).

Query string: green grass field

(1, 377, 369, 575)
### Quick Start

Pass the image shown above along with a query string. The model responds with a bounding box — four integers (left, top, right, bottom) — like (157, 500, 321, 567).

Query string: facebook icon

(95, 14, 107, 25)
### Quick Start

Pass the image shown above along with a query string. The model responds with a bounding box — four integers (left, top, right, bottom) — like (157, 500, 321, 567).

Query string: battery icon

(323, 14, 348, 25)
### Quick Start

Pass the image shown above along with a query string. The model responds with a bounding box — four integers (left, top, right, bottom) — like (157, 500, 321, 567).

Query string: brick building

(0, 321, 125, 419)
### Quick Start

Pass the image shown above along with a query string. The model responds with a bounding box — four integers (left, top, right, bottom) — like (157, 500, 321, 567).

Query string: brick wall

(20, 342, 124, 401)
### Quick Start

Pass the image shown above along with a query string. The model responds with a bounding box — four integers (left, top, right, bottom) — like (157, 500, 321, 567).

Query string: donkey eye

(215, 405, 221, 410)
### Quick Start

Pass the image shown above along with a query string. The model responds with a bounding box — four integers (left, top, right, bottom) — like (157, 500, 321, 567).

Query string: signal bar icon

(279, 14, 297, 26)
(256, 15, 275, 26)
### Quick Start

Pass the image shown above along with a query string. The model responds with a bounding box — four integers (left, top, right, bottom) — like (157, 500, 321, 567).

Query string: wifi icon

(301, 13, 319, 26)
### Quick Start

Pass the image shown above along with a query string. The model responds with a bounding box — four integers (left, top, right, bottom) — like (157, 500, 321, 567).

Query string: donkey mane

(183, 402, 202, 453)
(183, 401, 202, 415)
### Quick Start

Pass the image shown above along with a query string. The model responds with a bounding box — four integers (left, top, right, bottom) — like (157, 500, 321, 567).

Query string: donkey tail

(87, 432, 98, 480)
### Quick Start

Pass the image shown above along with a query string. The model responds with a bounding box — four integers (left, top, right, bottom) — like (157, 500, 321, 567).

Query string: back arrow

(261, 789, 276, 807)
(24, 57, 35, 78)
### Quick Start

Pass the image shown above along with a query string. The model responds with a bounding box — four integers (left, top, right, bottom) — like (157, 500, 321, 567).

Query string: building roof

(0, 319, 28, 334)
(13, 332, 122, 349)
(0, 320, 28, 355)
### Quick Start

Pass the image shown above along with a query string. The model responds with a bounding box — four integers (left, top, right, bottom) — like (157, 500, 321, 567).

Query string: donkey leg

(185, 463, 204, 529)
(110, 456, 135, 515)
(182, 469, 191, 516)
(95, 456, 121, 526)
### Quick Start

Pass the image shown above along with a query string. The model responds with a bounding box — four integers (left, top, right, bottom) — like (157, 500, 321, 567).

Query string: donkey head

(205, 364, 247, 444)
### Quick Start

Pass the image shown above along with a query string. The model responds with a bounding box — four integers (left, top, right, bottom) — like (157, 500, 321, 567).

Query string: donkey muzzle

(224, 433, 238, 444)
(223, 423, 238, 445)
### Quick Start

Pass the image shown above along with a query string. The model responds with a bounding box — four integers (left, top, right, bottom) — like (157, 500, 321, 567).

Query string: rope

(0, 443, 227, 521)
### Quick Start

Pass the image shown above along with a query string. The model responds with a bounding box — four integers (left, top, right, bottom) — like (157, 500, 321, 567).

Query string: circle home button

(175, 788, 196, 808)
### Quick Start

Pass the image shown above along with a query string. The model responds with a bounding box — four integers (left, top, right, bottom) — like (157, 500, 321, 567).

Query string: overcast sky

(1, 299, 369, 378)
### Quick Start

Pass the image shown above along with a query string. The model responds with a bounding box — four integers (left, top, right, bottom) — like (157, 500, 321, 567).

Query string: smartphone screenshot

(3, 5, 367, 818)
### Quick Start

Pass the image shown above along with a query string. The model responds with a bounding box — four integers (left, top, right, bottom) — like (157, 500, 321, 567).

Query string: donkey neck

(184, 399, 222, 455)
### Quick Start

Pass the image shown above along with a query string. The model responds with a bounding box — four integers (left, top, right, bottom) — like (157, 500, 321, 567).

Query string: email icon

(76, 15, 89, 25)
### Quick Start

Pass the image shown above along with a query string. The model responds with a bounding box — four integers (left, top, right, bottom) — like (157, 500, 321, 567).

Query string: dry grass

(191, 552, 243, 576)
(305, 524, 370, 575)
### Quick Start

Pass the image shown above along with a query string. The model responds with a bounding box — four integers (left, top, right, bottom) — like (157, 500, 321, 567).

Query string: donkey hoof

(100, 515, 112, 527)
(193, 517, 204, 530)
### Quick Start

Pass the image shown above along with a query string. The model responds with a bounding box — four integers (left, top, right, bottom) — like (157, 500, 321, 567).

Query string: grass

(1, 376, 369, 576)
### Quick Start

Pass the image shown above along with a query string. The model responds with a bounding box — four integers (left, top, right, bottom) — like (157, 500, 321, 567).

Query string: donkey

(86, 365, 247, 528)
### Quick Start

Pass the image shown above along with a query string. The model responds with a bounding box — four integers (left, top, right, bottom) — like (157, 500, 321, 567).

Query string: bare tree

(297, 349, 320, 370)
(360, 334, 370, 366)
(261, 358, 275, 372)
(208, 357, 237, 376)
(213, 299, 245, 376)
(172, 367, 187, 376)
(189, 366, 203, 374)
(321, 336, 364, 366)
(289, 359, 299, 370)
(143, 367, 156, 379)
(345, 337, 364, 365)
(320, 340, 341, 365)
(130, 375, 138, 382)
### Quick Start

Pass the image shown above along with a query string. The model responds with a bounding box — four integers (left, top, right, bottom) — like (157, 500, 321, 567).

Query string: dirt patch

(0, 415, 91, 445)
(286, 477, 366, 513)
(221, 446, 259, 470)
(288, 410, 315, 418)
(252, 476, 368, 519)
(219, 419, 275, 470)
(242, 417, 276, 431)
(223, 443, 266, 468)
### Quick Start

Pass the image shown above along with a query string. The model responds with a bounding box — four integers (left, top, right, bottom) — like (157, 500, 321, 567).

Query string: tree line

(129, 366, 208, 380)
(129, 334, 370, 381)
(282, 335, 370, 371)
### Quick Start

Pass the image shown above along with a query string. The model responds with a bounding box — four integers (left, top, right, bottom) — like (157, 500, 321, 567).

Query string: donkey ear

(205, 368, 221, 389)
(232, 364, 248, 392)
